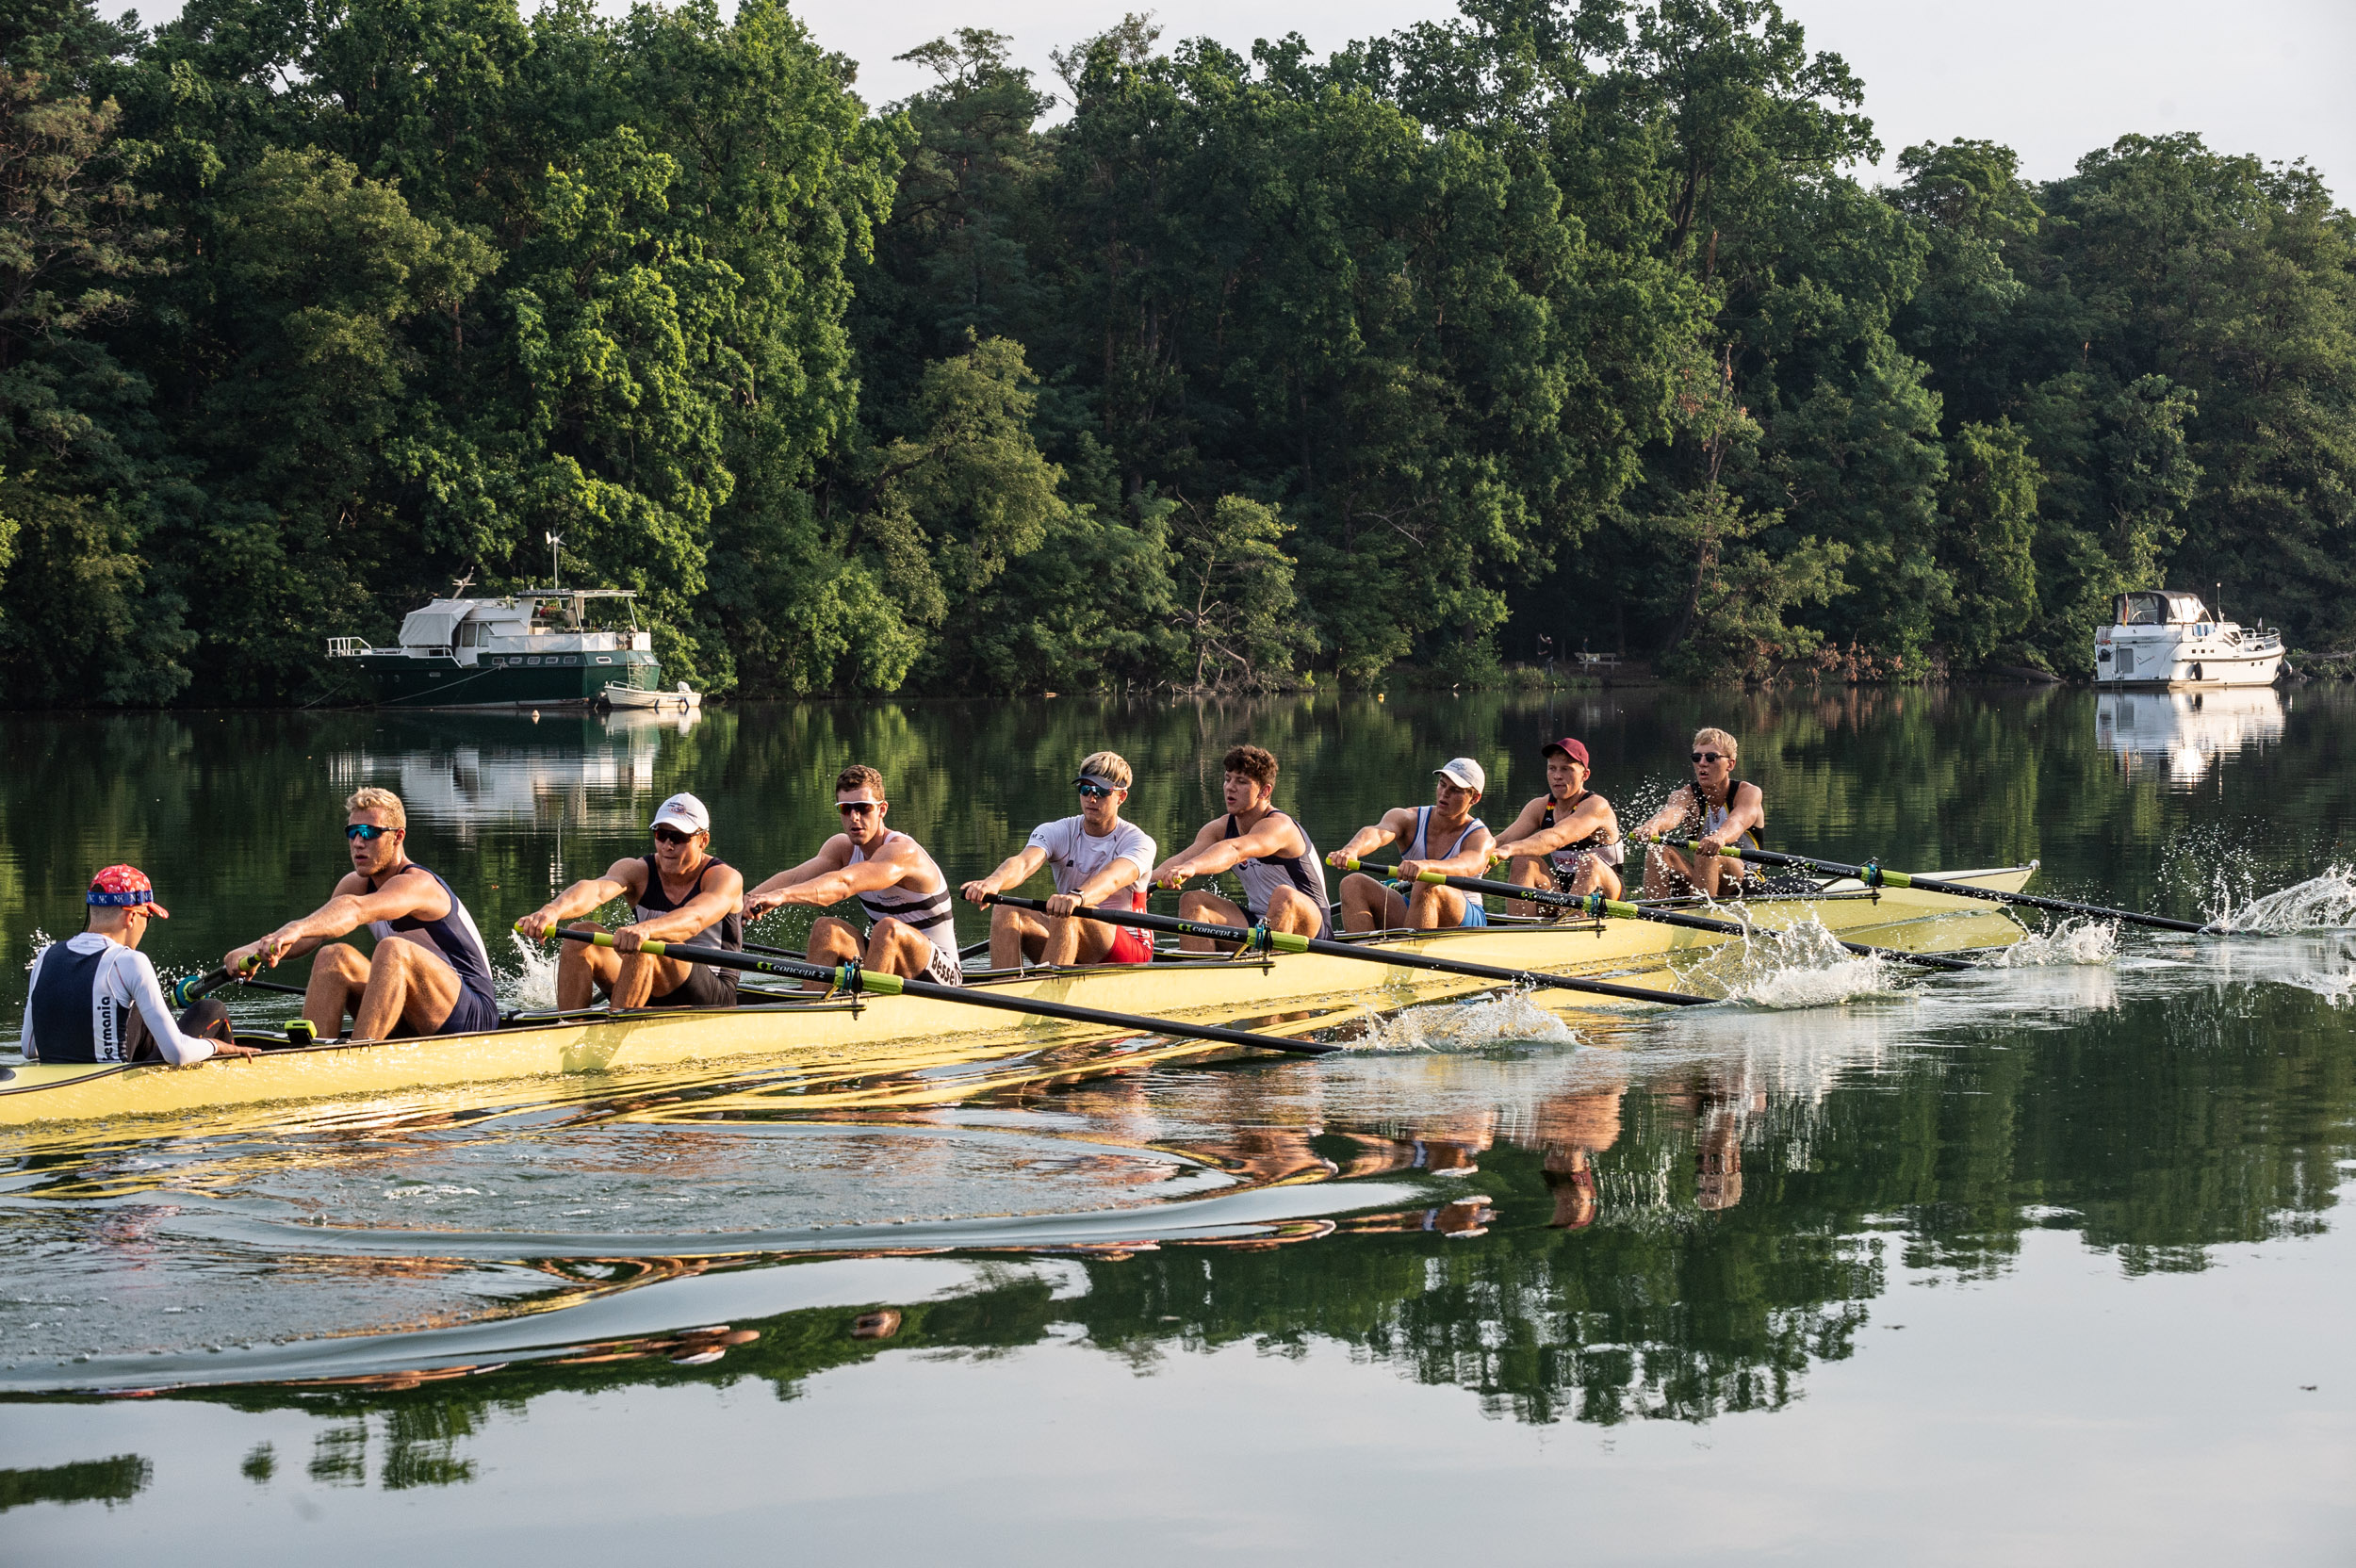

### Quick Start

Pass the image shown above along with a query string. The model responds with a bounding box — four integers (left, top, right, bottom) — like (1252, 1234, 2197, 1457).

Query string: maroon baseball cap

(1542, 737, 1591, 770)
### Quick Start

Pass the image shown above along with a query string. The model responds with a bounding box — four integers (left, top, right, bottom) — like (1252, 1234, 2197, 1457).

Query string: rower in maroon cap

(1490, 736, 1626, 916)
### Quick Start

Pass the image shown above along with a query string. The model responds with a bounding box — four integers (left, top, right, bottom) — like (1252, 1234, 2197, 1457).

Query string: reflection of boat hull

(602, 682, 699, 710)
(2096, 688, 2286, 784)
(0, 871, 2034, 1128)
(2092, 653, 2282, 689)
(353, 650, 663, 709)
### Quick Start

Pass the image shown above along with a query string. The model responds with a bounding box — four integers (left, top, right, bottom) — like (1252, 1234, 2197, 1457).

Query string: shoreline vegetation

(1, 0, 2349, 710)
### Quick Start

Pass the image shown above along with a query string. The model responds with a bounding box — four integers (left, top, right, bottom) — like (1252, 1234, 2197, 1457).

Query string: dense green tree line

(0, 0, 2349, 703)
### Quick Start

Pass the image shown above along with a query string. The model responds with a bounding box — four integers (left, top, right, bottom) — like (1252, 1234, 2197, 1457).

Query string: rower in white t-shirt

(20, 866, 258, 1067)
(959, 750, 1159, 970)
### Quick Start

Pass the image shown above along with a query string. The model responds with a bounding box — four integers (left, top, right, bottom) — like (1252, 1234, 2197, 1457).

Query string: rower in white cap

(1327, 757, 1497, 932)
(517, 791, 747, 1010)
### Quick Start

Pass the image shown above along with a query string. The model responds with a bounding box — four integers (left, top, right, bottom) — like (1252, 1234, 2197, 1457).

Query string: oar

(1631, 836, 2215, 935)
(1339, 858, 1981, 972)
(982, 894, 1715, 1004)
(171, 965, 308, 1006)
(539, 927, 1343, 1056)
(743, 935, 993, 964)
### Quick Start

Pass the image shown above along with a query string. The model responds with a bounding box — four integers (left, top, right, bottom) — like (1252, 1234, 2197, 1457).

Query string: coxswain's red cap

(1542, 737, 1591, 771)
(89, 864, 170, 918)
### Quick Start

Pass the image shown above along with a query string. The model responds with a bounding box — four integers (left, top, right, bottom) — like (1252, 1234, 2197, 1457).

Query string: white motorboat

(2093, 591, 2282, 687)
(603, 680, 700, 711)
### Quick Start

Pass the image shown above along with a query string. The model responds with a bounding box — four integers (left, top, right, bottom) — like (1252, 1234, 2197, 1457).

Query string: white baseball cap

(650, 792, 711, 835)
(1435, 757, 1485, 794)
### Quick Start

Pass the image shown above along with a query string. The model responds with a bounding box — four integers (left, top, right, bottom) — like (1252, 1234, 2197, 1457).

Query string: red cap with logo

(88, 864, 171, 918)
(1542, 736, 1591, 771)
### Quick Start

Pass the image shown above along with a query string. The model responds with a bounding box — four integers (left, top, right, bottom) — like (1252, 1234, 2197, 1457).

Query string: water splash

(2207, 864, 2356, 934)
(504, 932, 562, 1010)
(1985, 919, 2119, 967)
(23, 927, 53, 968)
(1347, 990, 1578, 1053)
(1679, 916, 1908, 1009)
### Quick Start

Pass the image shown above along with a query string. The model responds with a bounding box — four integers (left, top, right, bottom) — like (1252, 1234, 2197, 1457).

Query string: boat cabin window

(2117, 593, 2210, 626)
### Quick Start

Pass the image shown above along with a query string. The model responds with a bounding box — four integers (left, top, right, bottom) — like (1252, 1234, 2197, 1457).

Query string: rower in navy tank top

(518, 791, 748, 1012)
(226, 787, 503, 1041)
(1152, 744, 1333, 948)
(1631, 726, 1767, 900)
(1330, 758, 1498, 934)
(1494, 736, 1626, 910)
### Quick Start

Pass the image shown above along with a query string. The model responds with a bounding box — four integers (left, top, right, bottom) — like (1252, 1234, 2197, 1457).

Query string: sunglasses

(1691, 751, 1725, 764)
(1075, 781, 1118, 800)
(652, 826, 693, 845)
(345, 824, 399, 841)
(836, 801, 881, 817)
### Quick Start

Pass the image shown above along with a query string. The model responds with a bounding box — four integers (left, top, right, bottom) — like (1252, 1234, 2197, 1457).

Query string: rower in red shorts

(960, 751, 1159, 970)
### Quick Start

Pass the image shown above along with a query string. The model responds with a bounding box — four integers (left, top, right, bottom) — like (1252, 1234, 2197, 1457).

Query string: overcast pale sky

(789, 0, 2353, 193)
(119, 0, 2353, 195)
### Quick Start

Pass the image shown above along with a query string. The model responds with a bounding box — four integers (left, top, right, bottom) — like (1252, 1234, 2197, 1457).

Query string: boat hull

(350, 650, 663, 709)
(0, 870, 2036, 1130)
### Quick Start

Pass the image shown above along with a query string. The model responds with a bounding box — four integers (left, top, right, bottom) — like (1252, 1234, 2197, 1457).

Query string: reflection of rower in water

(1530, 1081, 1626, 1230)
(1658, 1071, 1762, 1213)
(1492, 736, 1624, 915)
(1150, 744, 1332, 949)
(226, 788, 500, 1041)
(22, 866, 256, 1066)
(517, 792, 746, 1009)
(744, 765, 964, 988)
(1328, 758, 1497, 932)
(1631, 727, 1765, 899)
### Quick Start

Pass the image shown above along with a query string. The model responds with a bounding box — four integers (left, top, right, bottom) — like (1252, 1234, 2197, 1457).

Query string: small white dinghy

(603, 680, 700, 711)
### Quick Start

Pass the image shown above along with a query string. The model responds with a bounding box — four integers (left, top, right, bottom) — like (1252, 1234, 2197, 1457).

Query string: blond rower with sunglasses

(518, 792, 748, 1010)
(743, 765, 964, 987)
(1631, 727, 1766, 898)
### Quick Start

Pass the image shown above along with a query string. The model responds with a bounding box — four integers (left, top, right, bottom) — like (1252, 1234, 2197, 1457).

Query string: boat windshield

(2118, 593, 2210, 627)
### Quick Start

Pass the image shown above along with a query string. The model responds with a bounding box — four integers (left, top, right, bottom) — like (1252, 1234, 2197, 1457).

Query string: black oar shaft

(982, 894, 1713, 1006)
(1637, 838, 2210, 935)
(546, 928, 1339, 1057)
(1346, 860, 1981, 972)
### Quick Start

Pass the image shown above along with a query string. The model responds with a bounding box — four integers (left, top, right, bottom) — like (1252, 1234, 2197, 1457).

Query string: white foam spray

(24, 927, 53, 968)
(1347, 990, 1579, 1053)
(1677, 915, 1909, 1008)
(2207, 864, 2356, 934)
(1985, 919, 2119, 967)
(504, 931, 562, 1010)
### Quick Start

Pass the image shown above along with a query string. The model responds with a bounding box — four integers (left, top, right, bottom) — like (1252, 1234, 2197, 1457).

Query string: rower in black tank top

(1221, 809, 1333, 940)
(635, 853, 743, 1008)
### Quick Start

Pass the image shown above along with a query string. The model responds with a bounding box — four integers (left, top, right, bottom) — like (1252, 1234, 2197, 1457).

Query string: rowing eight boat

(0, 866, 2034, 1127)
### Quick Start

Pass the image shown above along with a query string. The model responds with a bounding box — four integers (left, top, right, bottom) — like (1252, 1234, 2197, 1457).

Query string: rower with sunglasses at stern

(1630, 727, 1765, 899)
(517, 792, 747, 1009)
(224, 787, 500, 1041)
(744, 766, 963, 988)
(961, 752, 1158, 970)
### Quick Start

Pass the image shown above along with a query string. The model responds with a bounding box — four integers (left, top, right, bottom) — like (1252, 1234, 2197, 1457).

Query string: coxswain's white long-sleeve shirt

(21, 932, 221, 1066)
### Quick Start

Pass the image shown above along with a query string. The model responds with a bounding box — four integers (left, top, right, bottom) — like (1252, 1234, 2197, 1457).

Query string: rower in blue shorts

(1328, 758, 1497, 933)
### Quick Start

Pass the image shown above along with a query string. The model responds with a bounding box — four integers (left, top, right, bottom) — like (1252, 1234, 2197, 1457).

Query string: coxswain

(517, 792, 747, 1008)
(1327, 758, 1497, 933)
(1630, 727, 1765, 898)
(960, 751, 1158, 969)
(1149, 744, 1332, 950)
(744, 766, 964, 987)
(225, 787, 500, 1040)
(1491, 736, 1624, 913)
(21, 867, 256, 1066)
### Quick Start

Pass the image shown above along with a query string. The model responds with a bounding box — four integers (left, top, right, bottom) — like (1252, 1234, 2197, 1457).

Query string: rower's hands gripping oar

(540, 926, 1345, 1057)
(172, 956, 307, 1007)
(1343, 858, 1982, 973)
(982, 893, 1716, 1005)
(1630, 836, 2214, 935)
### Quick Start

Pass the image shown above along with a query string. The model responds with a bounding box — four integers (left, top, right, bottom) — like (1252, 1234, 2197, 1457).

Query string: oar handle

(982, 892, 1312, 953)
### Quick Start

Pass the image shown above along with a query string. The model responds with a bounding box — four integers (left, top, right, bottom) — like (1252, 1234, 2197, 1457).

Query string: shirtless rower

(21, 866, 257, 1066)
(960, 751, 1158, 970)
(226, 787, 500, 1041)
(1491, 736, 1624, 914)
(1631, 727, 1765, 898)
(1327, 758, 1497, 933)
(515, 792, 747, 1009)
(744, 765, 963, 988)
(1149, 744, 1332, 951)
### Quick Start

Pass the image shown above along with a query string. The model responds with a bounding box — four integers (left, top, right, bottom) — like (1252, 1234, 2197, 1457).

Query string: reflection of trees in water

(0, 1454, 151, 1513)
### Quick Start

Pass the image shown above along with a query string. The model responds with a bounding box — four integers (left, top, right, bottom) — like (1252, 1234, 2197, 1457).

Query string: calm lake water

(5, 685, 2355, 1562)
